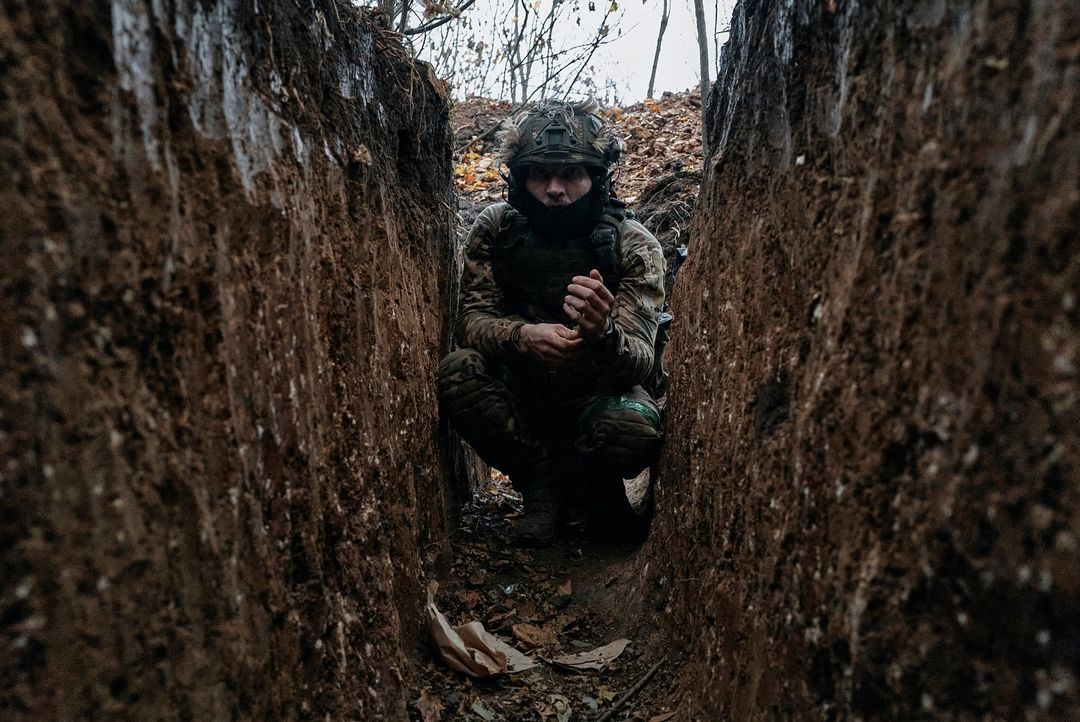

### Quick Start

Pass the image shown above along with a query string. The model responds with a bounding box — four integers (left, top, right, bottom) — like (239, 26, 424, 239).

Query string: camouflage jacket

(456, 202, 665, 391)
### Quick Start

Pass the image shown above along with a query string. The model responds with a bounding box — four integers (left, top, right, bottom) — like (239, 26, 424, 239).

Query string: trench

(2, 0, 1078, 720)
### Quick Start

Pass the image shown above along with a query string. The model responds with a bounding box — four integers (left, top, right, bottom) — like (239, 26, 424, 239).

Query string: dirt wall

(653, 0, 1079, 718)
(0, 1, 452, 718)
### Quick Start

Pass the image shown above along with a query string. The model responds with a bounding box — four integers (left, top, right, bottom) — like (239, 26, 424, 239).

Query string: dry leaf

(554, 607, 585, 631)
(549, 694, 572, 722)
(470, 702, 496, 721)
(460, 590, 483, 609)
(415, 689, 444, 722)
(517, 598, 538, 621)
(425, 581, 538, 677)
(546, 638, 631, 672)
(512, 622, 558, 649)
(648, 713, 676, 722)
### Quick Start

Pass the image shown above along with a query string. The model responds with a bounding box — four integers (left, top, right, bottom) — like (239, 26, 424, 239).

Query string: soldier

(437, 99, 666, 545)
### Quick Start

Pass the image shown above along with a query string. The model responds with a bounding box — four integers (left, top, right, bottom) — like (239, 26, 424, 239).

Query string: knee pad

(576, 396, 662, 476)
(437, 348, 487, 387)
(437, 348, 513, 427)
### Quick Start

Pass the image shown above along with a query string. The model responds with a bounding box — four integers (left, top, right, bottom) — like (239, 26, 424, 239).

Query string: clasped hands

(515, 269, 614, 367)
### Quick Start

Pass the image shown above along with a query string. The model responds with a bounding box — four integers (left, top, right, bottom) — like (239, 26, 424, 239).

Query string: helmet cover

(497, 99, 623, 170)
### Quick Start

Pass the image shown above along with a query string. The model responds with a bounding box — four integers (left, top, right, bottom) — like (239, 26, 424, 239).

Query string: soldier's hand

(517, 323, 582, 367)
(565, 269, 616, 340)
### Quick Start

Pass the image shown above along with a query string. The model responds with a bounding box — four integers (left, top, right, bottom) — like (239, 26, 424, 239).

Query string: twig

(402, 0, 476, 35)
(595, 657, 666, 722)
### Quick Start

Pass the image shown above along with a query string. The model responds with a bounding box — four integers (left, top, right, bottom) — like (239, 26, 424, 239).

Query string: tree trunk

(646, 0, 670, 99)
(692, 0, 710, 156)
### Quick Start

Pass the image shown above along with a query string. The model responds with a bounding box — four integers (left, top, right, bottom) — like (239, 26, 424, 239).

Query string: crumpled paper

(545, 638, 631, 672)
(425, 581, 538, 677)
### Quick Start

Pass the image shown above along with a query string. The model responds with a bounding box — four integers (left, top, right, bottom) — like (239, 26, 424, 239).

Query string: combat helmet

(497, 98, 623, 171)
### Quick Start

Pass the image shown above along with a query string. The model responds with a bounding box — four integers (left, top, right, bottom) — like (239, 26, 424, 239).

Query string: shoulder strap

(491, 207, 530, 284)
(590, 198, 626, 292)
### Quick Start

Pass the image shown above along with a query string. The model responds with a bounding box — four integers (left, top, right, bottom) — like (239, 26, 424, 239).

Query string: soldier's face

(524, 164, 593, 206)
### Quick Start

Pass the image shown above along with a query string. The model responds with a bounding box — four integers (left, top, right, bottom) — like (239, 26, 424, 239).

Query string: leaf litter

(409, 471, 681, 721)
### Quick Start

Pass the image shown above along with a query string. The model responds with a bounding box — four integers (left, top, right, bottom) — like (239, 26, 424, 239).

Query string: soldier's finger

(554, 327, 583, 349)
(564, 296, 598, 318)
(570, 276, 604, 292)
(566, 283, 605, 306)
(545, 324, 578, 349)
(564, 302, 594, 326)
(554, 324, 581, 340)
(579, 274, 615, 304)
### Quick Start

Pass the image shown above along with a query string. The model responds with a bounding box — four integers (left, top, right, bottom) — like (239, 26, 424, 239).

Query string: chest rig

(491, 203, 626, 324)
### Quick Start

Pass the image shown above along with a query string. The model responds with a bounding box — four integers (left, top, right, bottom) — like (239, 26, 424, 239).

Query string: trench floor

(407, 473, 679, 722)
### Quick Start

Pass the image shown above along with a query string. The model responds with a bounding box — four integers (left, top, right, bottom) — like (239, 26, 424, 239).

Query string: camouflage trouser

(436, 348, 662, 485)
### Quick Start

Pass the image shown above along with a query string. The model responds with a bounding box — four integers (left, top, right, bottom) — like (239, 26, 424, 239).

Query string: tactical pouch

(490, 209, 529, 287)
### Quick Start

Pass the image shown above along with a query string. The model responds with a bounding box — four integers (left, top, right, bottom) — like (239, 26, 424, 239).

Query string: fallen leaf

(554, 608, 585, 632)
(415, 689, 443, 722)
(425, 581, 538, 677)
(457, 589, 482, 609)
(470, 701, 496, 721)
(547, 638, 631, 672)
(648, 713, 676, 722)
(549, 694, 572, 722)
(517, 599, 538, 621)
(597, 685, 616, 702)
(512, 622, 558, 649)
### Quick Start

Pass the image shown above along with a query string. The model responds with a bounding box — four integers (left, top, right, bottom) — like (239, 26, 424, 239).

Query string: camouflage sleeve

(587, 220, 665, 386)
(455, 203, 527, 358)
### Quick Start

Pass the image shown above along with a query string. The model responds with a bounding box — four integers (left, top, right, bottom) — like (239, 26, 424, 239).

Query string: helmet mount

(497, 99, 623, 173)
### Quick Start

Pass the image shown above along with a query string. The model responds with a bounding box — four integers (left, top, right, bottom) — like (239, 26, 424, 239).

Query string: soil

(651, 0, 1080, 719)
(1, 2, 454, 719)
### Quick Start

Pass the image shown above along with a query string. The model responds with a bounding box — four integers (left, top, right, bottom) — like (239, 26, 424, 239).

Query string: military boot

(510, 455, 564, 546)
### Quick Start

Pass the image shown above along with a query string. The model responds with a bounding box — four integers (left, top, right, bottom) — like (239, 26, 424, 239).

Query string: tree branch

(402, 0, 476, 36)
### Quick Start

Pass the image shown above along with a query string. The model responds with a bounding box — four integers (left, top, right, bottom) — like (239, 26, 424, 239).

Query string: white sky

(583, 0, 737, 102)
(413, 0, 738, 104)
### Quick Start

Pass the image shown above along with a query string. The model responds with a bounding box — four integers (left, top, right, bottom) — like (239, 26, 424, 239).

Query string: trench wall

(653, 0, 1079, 718)
(0, 1, 453, 717)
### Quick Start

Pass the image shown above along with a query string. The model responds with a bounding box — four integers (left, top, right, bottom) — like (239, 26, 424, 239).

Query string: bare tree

(410, 0, 625, 101)
(692, 0, 710, 154)
(646, 0, 669, 99)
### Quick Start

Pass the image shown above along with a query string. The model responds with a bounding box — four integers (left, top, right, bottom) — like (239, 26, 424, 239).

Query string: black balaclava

(507, 166, 611, 239)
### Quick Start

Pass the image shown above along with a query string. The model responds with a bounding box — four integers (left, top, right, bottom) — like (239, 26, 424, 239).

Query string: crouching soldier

(437, 99, 666, 545)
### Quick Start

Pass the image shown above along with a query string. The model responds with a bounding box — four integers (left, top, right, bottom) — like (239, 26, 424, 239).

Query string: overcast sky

(412, 0, 738, 104)
(585, 0, 737, 102)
